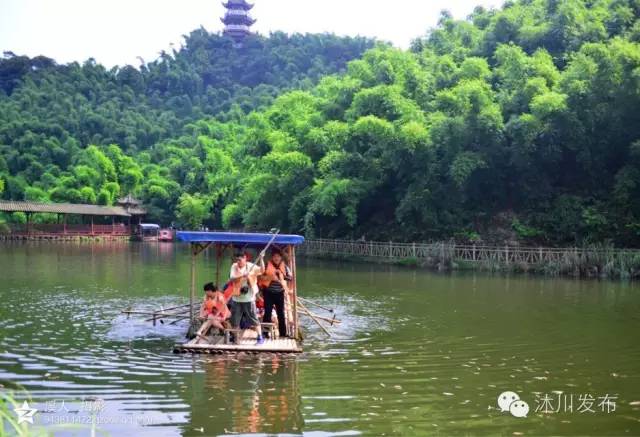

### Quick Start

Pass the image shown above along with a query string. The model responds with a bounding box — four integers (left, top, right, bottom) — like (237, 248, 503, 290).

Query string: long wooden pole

(190, 246, 196, 327)
(290, 245, 299, 340)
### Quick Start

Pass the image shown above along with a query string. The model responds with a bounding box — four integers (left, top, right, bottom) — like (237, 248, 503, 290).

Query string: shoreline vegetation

(299, 239, 640, 280)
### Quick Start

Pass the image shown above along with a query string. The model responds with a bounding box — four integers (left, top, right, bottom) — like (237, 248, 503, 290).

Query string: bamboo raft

(123, 296, 337, 355)
(174, 334, 302, 354)
(122, 231, 339, 355)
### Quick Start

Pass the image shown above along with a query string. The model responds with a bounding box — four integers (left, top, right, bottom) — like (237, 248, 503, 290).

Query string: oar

(298, 296, 335, 313)
(142, 304, 196, 323)
(121, 310, 190, 318)
(298, 307, 341, 325)
(297, 300, 332, 337)
(169, 316, 191, 325)
(143, 307, 192, 323)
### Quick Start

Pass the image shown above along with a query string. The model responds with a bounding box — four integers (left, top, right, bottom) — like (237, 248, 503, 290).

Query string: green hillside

(2, 0, 640, 246)
(0, 31, 373, 216)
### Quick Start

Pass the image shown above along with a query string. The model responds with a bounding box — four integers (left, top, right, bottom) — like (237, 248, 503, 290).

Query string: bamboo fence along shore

(298, 239, 640, 278)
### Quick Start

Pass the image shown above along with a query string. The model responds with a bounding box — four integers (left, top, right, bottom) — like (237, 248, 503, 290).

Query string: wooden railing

(6, 223, 131, 236)
(298, 238, 640, 266)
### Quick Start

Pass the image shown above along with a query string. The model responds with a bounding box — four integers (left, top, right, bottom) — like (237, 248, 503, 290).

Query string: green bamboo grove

(2, 0, 640, 246)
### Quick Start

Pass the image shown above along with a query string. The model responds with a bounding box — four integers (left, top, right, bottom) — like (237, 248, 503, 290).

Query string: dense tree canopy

(3, 0, 640, 246)
(0, 31, 373, 222)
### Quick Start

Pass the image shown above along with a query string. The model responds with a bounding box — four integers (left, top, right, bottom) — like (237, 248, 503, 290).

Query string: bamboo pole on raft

(190, 245, 196, 327)
(290, 245, 299, 340)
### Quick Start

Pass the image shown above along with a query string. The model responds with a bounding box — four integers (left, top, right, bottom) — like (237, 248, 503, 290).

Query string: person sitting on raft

(196, 282, 230, 343)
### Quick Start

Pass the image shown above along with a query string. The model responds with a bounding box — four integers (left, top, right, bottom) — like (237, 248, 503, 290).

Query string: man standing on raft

(229, 251, 265, 344)
(259, 249, 291, 338)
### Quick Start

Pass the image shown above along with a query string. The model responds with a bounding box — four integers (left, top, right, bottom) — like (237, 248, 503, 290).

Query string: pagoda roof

(222, 0, 254, 11)
(221, 15, 256, 26)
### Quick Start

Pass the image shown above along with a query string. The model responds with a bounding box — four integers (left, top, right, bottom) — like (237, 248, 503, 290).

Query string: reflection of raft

(172, 231, 306, 355)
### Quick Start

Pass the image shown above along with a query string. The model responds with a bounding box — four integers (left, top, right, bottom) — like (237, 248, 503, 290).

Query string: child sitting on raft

(196, 282, 231, 343)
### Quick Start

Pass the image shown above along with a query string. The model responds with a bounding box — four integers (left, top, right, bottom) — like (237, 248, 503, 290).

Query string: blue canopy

(176, 231, 305, 246)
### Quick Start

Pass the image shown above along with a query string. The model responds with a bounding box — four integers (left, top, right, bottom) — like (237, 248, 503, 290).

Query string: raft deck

(174, 333, 302, 354)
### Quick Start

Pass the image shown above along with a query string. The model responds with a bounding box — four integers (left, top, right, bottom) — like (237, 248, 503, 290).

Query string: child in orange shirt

(196, 282, 230, 343)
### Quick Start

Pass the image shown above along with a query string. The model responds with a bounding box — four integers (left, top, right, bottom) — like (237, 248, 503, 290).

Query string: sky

(0, 0, 503, 68)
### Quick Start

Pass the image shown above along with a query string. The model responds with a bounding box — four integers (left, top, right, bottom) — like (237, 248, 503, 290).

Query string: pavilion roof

(117, 194, 141, 205)
(0, 200, 145, 217)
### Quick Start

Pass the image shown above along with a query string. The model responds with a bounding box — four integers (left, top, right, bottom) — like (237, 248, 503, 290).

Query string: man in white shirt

(229, 251, 265, 344)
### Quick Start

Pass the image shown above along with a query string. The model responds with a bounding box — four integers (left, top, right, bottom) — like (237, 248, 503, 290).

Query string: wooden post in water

(505, 245, 510, 266)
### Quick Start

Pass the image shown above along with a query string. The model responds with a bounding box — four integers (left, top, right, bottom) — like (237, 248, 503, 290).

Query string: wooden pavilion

(0, 196, 146, 239)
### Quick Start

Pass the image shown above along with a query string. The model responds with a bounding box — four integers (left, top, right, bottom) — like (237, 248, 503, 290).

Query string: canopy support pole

(215, 244, 222, 287)
(189, 242, 212, 326)
(290, 245, 299, 340)
(190, 248, 196, 327)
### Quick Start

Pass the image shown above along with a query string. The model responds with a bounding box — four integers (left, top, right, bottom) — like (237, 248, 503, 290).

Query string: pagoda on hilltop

(221, 0, 256, 47)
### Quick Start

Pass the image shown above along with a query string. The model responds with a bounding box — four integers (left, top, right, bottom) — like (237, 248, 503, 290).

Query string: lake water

(0, 242, 639, 436)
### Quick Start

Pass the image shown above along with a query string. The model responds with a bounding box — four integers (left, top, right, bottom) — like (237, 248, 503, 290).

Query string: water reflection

(184, 355, 303, 435)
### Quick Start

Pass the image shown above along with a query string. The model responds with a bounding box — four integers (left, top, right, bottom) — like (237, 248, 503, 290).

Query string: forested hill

(2, 0, 640, 246)
(168, 0, 640, 246)
(1, 31, 373, 153)
(0, 30, 373, 205)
